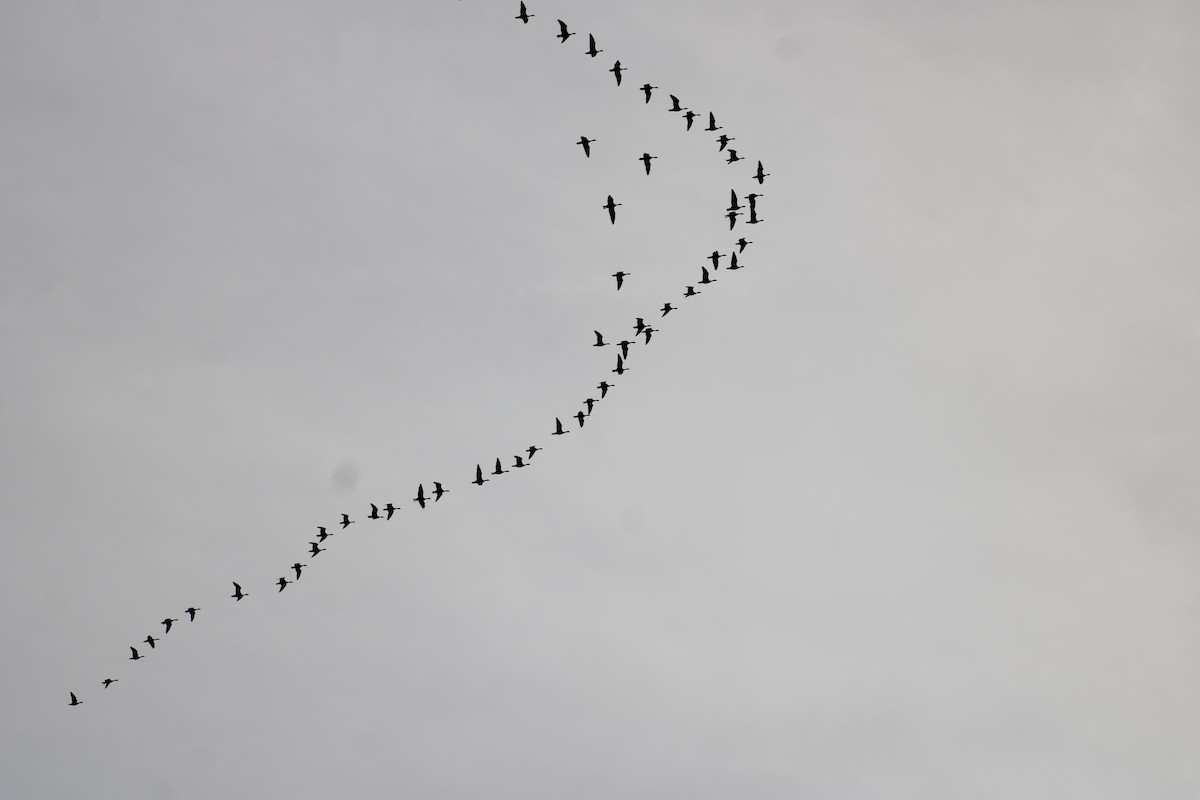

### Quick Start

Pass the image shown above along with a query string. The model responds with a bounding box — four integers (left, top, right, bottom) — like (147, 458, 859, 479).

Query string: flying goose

(577, 136, 595, 157)
(585, 33, 602, 57)
(309, 541, 325, 557)
(231, 582, 247, 601)
(609, 60, 624, 86)
(414, 484, 427, 509)
(185, 607, 200, 622)
(639, 153, 657, 175)
(556, 20, 573, 42)
(339, 514, 355, 529)
(161, 618, 178, 634)
(515, 2, 533, 24)
(473, 464, 489, 485)
(553, 418, 569, 436)
(69, 692, 82, 706)
(604, 195, 621, 225)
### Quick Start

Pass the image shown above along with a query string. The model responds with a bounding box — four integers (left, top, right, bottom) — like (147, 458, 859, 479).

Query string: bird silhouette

(726, 149, 742, 164)
(492, 458, 509, 476)
(339, 514, 355, 529)
(661, 303, 675, 317)
(597, 381, 612, 398)
(609, 60, 624, 85)
(746, 205, 762, 225)
(668, 94, 684, 112)
(642, 326, 657, 344)
(231, 582, 247, 601)
(699, 266, 716, 285)
(473, 464, 489, 485)
(577, 136, 595, 157)
(617, 340, 634, 359)
(129, 647, 143, 660)
(316, 526, 332, 542)
(161, 618, 178, 634)
(746, 192, 763, 212)
(144, 635, 158, 649)
(575, 411, 586, 428)
(728, 251, 743, 270)
(368, 503, 381, 520)
(384, 503, 399, 520)
(292, 563, 305, 580)
(639, 153, 657, 175)
(725, 210, 740, 230)
(309, 542, 325, 557)
(736, 237, 752, 253)
(414, 484, 427, 508)
(708, 250, 725, 269)
(515, 2, 533, 23)
(593, 330, 609, 347)
(603, 195, 621, 224)
(585, 33, 602, 57)
(584, 398, 596, 415)
(277, 577, 290, 592)
(754, 160, 770, 184)
(683, 110, 697, 130)
(556, 20, 573, 42)
(69, 692, 82, 706)
(526, 445, 541, 460)
(634, 317, 646, 334)
(553, 418, 569, 436)
(706, 112, 722, 131)
(716, 134, 735, 151)
(612, 270, 629, 289)
(102, 679, 117, 689)
(185, 607, 200, 622)
(433, 482, 448, 501)
(513, 455, 528, 468)
(640, 83, 657, 103)
(684, 286, 699, 297)
(728, 191, 741, 213)
(613, 355, 628, 375)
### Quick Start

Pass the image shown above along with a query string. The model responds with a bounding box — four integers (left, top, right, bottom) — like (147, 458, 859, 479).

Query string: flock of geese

(67, 2, 769, 708)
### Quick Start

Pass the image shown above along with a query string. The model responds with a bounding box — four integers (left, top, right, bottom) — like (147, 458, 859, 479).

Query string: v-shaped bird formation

(67, 2, 770, 708)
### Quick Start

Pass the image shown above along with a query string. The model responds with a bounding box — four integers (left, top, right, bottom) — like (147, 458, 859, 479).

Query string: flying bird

(726, 149, 742, 164)
(609, 60, 624, 85)
(603, 195, 621, 224)
(725, 210, 740, 230)
(161, 618, 178, 634)
(292, 563, 306, 580)
(642, 326, 657, 344)
(617, 340, 634, 359)
(129, 647, 143, 661)
(699, 266, 716, 285)
(585, 33, 602, 57)
(661, 303, 675, 317)
(634, 317, 646, 334)
(339, 514, 354, 529)
(575, 411, 586, 428)
(513, 455, 528, 468)
(309, 541, 325, 557)
(668, 94, 684, 112)
(414, 484, 427, 509)
(746, 205, 762, 225)
(746, 193, 763, 213)
(433, 482, 448, 501)
(728, 252, 743, 270)
(556, 20, 573, 42)
(684, 286, 699, 297)
(144, 635, 158, 649)
(683, 110, 697, 130)
(639, 153, 657, 175)
(102, 679, 117, 689)
(577, 136, 595, 157)
(640, 83, 657, 103)
(231, 582, 247, 601)
(384, 503, 399, 520)
(613, 355, 628, 375)
(597, 381, 612, 398)
(708, 250, 724, 269)
(716, 134, 735, 151)
(584, 398, 596, 415)
(612, 270, 629, 289)
(736, 237, 752, 253)
(492, 458, 509, 476)
(515, 2, 533, 23)
(593, 330, 609, 347)
(185, 607, 200, 622)
(277, 577, 290, 592)
(526, 445, 541, 460)
(69, 692, 82, 706)
(706, 112, 722, 131)
(754, 160, 770, 184)
(473, 464, 489, 485)
(316, 527, 332, 542)
(368, 503, 381, 520)
(553, 418, 569, 436)
(728, 189, 741, 212)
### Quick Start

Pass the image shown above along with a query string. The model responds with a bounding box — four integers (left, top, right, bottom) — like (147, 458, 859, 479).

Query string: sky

(2, 0, 1199, 797)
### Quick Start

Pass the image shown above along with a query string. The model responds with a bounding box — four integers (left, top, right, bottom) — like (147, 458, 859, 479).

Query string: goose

(661, 303, 675, 317)
(577, 135, 595, 157)
(716, 134, 735, 151)
(584, 398, 596, 415)
(414, 484, 427, 508)
(384, 503, 399, 519)
(368, 503, 381, 520)
(640, 83, 657, 103)
(683, 110, 697, 130)
(556, 19, 573, 42)
(102, 679, 117, 689)
(526, 445, 542, 460)
(339, 513, 355, 529)
(617, 340, 634, 359)
(492, 458, 509, 476)
(69, 692, 82, 706)
(161, 618, 178, 634)
(609, 60, 624, 86)
(612, 270, 629, 289)
(309, 541, 325, 557)
(316, 526, 332, 542)
(433, 482, 448, 501)
(746, 193, 763, 213)
(728, 251, 743, 270)
(129, 647, 143, 661)
(473, 464, 489, 485)
(292, 563, 306, 580)
(706, 112, 722, 132)
(754, 160, 770, 184)
(231, 582, 247, 601)
(185, 607, 200, 622)
(725, 210, 740, 230)
(144, 635, 158, 649)
(553, 418, 569, 436)
(597, 381, 612, 398)
(639, 153, 657, 175)
(684, 286, 700, 297)
(613, 355, 627, 375)
(277, 577, 290, 592)
(668, 94, 684, 112)
(593, 330, 609, 347)
(575, 411, 586, 428)
(728, 189, 741, 212)
(736, 237, 752, 253)
(585, 33, 602, 57)
(709, 250, 724, 269)
(515, 2, 533, 23)
(513, 455, 528, 468)
(642, 326, 657, 344)
(746, 206, 762, 225)
(699, 266, 716, 285)
(726, 149, 742, 164)
(633, 317, 646, 334)
(603, 195, 621, 225)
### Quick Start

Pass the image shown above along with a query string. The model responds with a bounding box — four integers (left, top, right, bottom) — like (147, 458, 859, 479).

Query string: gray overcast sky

(3, 1, 1199, 797)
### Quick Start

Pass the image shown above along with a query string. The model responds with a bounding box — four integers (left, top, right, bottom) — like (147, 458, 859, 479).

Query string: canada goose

(639, 153, 657, 175)
(309, 541, 325, 557)
(612, 271, 629, 289)
(129, 647, 143, 661)
(609, 60, 624, 85)
(728, 189, 741, 211)
(746, 206, 762, 225)
(185, 607, 200, 622)
(668, 94, 684, 112)
(492, 458, 509, 476)
(661, 303, 675, 317)
(593, 330, 609, 347)
(640, 83, 657, 103)
(642, 326, 657, 344)
(316, 526, 332, 542)
(368, 503, 381, 520)
(339, 514, 354, 529)
(604, 195, 621, 224)
(725, 210, 740, 230)
(728, 251, 743, 270)
(577, 136, 595, 157)
(754, 161, 770, 184)
(597, 381, 612, 398)
(726, 149, 742, 164)
(699, 266, 715, 285)
(231, 582, 247, 601)
(414, 484, 427, 509)
(683, 110, 697, 130)
(513, 455, 527, 468)
(515, 2, 533, 24)
(584, 398, 596, 415)
(69, 692, 82, 706)
(473, 464, 489, 485)
(716, 134, 735, 151)
(746, 193, 763, 214)
(736, 237, 752, 253)
(617, 340, 634, 359)
(292, 563, 305, 580)
(633, 317, 646, 334)
(161, 618, 178, 634)
(706, 112, 722, 132)
(433, 482, 448, 501)
(102, 679, 117, 689)
(384, 503, 399, 519)
(585, 33, 602, 57)
(556, 20, 573, 42)
(709, 250, 724, 269)
(613, 355, 627, 375)
(526, 445, 542, 460)
(553, 418, 569, 436)
(277, 577, 290, 592)
(684, 286, 699, 297)
(575, 411, 586, 428)
(144, 635, 158, 649)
